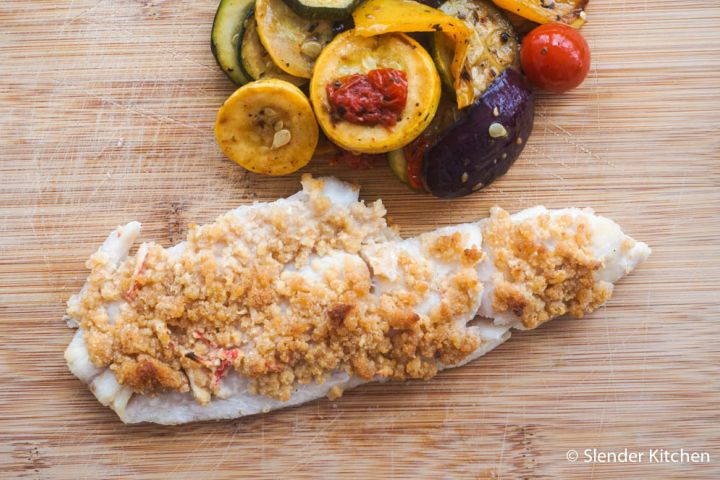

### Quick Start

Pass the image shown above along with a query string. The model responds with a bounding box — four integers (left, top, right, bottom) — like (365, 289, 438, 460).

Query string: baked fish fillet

(64, 176, 650, 424)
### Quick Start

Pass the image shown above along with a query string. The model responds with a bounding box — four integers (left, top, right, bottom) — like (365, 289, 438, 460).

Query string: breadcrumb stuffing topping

(483, 207, 613, 329)
(68, 177, 484, 404)
(69, 179, 622, 406)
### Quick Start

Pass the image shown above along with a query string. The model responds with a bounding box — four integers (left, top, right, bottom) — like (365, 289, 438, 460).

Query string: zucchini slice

(284, 0, 364, 20)
(387, 148, 410, 185)
(215, 79, 319, 175)
(211, 0, 255, 86)
(255, 0, 335, 78)
(310, 31, 441, 154)
(429, 32, 455, 92)
(433, 0, 519, 107)
(240, 13, 307, 87)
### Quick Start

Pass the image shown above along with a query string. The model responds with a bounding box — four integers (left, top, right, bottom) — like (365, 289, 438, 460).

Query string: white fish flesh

(64, 176, 650, 424)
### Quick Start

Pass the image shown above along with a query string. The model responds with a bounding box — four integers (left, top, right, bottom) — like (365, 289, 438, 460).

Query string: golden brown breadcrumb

(69, 181, 620, 405)
(68, 178, 483, 404)
(483, 207, 613, 329)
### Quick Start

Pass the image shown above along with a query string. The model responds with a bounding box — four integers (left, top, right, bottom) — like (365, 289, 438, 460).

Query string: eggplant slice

(423, 68, 534, 198)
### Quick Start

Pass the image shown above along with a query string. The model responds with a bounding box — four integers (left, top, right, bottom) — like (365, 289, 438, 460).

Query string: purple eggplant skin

(423, 69, 535, 198)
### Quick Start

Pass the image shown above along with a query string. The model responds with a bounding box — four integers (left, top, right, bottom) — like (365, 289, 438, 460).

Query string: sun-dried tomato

(327, 68, 408, 127)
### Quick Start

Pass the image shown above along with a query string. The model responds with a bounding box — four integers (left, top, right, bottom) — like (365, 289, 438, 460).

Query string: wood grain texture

(1, 0, 719, 478)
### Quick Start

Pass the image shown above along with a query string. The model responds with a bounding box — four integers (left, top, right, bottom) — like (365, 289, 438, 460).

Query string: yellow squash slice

(255, 0, 335, 79)
(215, 79, 319, 175)
(240, 15, 306, 87)
(491, 0, 588, 28)
(353, 0, 471, 108)
(310, 31, 441, 154)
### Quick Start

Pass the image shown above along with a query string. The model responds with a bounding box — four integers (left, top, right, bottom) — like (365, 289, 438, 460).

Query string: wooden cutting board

(1, 0, 718, 478)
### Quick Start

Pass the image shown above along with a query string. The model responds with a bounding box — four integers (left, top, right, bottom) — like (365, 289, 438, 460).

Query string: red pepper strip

(193, 330, 218, 349)
(403, 136, 432, 190)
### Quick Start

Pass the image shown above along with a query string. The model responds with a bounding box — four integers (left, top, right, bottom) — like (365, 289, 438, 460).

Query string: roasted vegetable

(387, 94, 464, 189)
(491, 0, 588, 28)
(521, 23, 590, 92)
(353, 0, 471, 109)
(284, 0, 365, 20)
(215, 79, 319, 175)
(423, 69, 534, 197)
(211, 0, 255, 86)
(504, 10, 539, 38)
(431, 0, 519, 107)
(429, 34, 455, 92)
(255, 0, 335, 78)
(310, 31, 441, 154)
(387, 149, 410, 185)
(240, 13, 306, 86)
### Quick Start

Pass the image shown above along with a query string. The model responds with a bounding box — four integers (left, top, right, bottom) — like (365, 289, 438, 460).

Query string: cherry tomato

(520, 23, 590, 93)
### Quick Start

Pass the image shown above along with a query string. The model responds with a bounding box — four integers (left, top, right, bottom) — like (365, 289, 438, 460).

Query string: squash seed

(488, 122, 508, 138)
(301, 41, 323, 59)
(271, 129, 292, 149)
